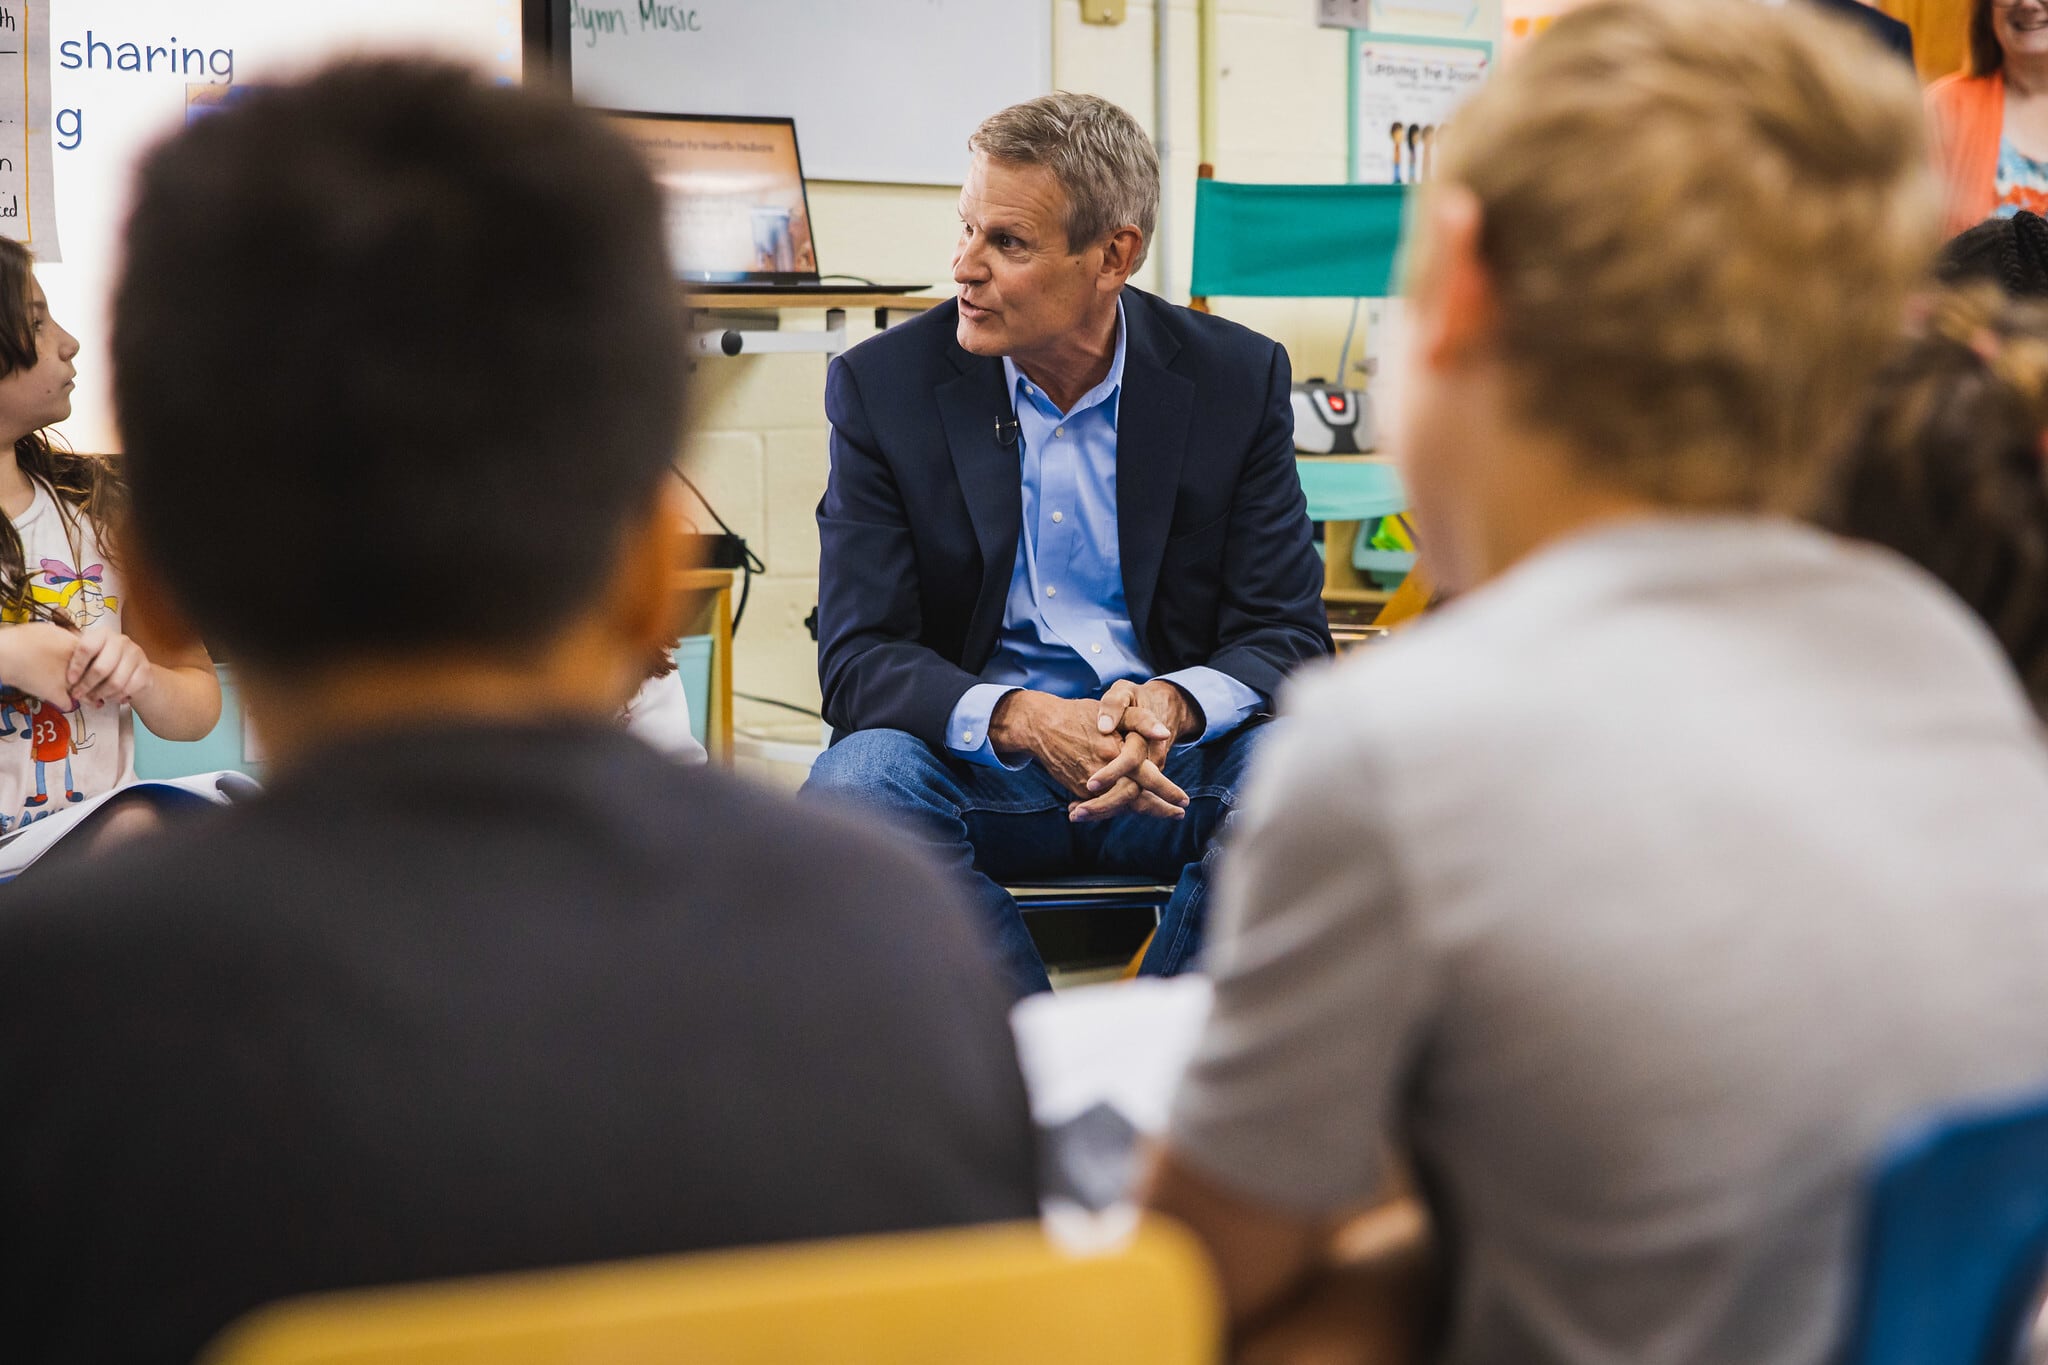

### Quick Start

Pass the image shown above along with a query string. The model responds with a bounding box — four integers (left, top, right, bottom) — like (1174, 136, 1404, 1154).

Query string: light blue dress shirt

(946, 300, 1264, 769)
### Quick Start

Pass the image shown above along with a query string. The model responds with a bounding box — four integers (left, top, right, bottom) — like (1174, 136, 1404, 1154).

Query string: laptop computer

(604, 110, 930, 297)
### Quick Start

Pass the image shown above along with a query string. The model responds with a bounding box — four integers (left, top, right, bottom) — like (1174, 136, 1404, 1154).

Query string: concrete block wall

(687, 0, 1366, 734)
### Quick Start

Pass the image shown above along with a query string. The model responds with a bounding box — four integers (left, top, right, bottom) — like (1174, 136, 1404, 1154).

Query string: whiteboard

(568, 0, 1052, 186)
(44, 0, 521, 454)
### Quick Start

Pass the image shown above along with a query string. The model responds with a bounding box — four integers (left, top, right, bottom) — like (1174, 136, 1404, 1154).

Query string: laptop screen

(604, 111, 820, 285)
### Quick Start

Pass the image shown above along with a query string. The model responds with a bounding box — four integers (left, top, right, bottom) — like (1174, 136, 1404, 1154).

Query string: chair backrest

(1840, 1088, 2048, 1365)
(202, 1219, 1220, 1365)
(1189, 181, 1409, 301)
(1295, 458, 1405, 523)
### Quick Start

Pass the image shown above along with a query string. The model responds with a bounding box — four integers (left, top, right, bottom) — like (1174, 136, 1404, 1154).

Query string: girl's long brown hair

(1820, 284, 2048, 714)
(0, 237, 123, 625)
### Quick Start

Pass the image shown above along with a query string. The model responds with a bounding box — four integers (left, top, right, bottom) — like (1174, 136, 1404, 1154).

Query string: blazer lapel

(1115, 292, 1194, 644)
(937, 350, 1021, 661)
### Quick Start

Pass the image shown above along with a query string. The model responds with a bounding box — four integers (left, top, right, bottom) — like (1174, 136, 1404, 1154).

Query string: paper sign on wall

(1352, 42, 1489, 185)
(0, 0, 58, 260)
(1378, 0, 1480, 21)
(1320, 0, 1502, 42)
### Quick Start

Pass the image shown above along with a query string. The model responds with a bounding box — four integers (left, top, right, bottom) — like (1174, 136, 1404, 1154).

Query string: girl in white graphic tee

(0, 240, 220, 840)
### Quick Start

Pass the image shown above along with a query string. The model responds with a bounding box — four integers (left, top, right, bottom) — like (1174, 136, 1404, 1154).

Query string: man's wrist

(1144, 680, 1203, 742)
(988, 688, 1042, 756)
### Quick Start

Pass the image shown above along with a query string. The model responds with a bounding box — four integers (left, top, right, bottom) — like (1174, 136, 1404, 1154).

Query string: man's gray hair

(969, 92, 1160, 272)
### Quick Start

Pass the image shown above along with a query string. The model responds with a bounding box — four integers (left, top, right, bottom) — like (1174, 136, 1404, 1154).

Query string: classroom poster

(0, 0, 59, 261)
(1352, 42, 1490, 185)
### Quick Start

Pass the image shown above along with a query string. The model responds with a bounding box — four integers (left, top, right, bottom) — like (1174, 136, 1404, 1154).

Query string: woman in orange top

(1929, 0, 2048, 236)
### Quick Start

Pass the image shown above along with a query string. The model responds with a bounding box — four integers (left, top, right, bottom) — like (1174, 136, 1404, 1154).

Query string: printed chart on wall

(1350, 37, 1490, 185)
(0, 0, 57, 262)
(42, 0, 522, 455)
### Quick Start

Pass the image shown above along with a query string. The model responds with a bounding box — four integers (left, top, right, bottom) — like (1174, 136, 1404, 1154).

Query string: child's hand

(0, 621, 80, 706)
(67, 630, 153, 707)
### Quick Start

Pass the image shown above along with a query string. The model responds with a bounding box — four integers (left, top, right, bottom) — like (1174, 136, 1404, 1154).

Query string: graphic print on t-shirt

(0, 483, 136, 832)
(0, 693, 87, 815)
(32, 558, 117, 627)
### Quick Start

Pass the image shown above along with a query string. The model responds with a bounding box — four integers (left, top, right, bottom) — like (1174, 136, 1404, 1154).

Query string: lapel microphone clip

(995, 417, 1021, 448)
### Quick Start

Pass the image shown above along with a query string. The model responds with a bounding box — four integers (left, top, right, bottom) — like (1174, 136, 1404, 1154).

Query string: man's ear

(1096, 224, 1145, 293)
(611, 475, 693, 668)
(1412, 185, 1499, 371)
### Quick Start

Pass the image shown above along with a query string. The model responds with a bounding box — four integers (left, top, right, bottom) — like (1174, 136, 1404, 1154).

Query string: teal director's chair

(1189, 181, 1409, 303)
(1189, 180, 1428, 628)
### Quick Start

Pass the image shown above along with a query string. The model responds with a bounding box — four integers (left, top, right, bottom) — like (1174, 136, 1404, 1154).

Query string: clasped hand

(0, 620, 155, 711)
(990, 679, 1198, 823)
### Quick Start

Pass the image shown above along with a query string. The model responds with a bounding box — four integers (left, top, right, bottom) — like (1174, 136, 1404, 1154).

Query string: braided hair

(1818, 284, 2048, 714)
(1935, 211, 2048, 299)
(0, 237, 123, 626)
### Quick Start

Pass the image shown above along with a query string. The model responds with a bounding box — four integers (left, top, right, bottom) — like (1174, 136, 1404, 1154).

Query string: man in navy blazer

(1787, 0, 1914, 66)
(807, 93, 1332, 994)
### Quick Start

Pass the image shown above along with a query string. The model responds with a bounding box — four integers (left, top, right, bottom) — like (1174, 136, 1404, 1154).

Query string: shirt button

(1051, 511, 1064, 524)
(961, 731, 975, 743)
(1045, 586, 1057, 598)
(1055, 426, 1066, 438)
(1091, 643, 1103, 654)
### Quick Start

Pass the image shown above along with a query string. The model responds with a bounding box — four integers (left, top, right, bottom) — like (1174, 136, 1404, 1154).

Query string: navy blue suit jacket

(817, 287, 1332, 750)
(1805, 0, 1914, 66)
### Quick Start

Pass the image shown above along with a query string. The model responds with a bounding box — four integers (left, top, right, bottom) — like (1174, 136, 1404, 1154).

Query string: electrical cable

(816, 273, 878, 286)
(1336, 296, 1363, 386)
(672, 464, 766, 632)
(736, 691, 824, 720)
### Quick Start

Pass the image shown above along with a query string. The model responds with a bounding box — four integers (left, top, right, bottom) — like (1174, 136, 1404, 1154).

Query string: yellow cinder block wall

(689, 0, 1363, 733)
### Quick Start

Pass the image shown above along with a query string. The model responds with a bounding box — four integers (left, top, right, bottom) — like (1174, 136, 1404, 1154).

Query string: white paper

(0, 771, 241, 879)
(1010, 976, 1215, 1133)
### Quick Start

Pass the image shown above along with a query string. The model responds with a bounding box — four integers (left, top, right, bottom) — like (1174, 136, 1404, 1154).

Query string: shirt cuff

(1155, 666, 1262, 746)
(945, 683, 1032, 770)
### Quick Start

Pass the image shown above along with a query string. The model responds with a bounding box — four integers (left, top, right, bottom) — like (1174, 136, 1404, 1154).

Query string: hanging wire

(672, 465, 766, 632)
(1336, 296, 1364, 386)
(737, 691, 824, 719)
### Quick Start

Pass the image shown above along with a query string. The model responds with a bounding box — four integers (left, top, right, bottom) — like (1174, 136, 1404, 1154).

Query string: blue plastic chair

(1295, 458, 1405, 523)
(133, 665, 257, 779)
(1295, 458, 1416, 589)
(1840, 1087, 2048, 1365)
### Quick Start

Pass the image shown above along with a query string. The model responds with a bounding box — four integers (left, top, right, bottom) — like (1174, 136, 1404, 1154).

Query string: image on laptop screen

(606, 112, 819, 284)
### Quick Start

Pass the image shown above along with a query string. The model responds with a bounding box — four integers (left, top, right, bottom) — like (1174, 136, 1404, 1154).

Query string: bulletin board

(1348, 32, 1492, 185)
(1329, 0, 1499, 185)
(1343, 31, 1490, 184)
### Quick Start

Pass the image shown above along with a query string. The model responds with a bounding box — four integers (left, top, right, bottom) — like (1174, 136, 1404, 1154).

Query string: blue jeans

(802, 724, 1267, 996)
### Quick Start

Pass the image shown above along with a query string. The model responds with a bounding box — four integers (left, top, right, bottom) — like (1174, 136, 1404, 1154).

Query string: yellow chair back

(202, 1218, 1219, 1365)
